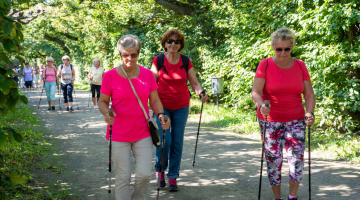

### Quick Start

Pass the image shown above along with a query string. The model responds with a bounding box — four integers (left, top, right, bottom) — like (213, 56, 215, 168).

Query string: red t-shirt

(152, 55, 194, 110)
(255, 58, 311, 122)
(100, 66, 158, 142)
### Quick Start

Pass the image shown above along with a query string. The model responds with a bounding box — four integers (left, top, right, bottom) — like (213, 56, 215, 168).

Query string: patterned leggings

(258, 118, 306, 186)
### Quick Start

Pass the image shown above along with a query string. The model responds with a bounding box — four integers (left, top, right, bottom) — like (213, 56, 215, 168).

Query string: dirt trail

(26, 87, 360, 199)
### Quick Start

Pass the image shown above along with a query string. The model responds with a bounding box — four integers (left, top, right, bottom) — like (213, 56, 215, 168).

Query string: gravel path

(26, 87, 360, 199)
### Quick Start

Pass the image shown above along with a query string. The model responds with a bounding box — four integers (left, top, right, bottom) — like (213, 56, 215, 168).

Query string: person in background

(12, 65, 19, 85)
(17, 64, 24, 88)
(58, 55, 76, 112)
(251, 28, 315, 200)
(33, 62, 40, 88)
(42, 57, 57, 110)
(23, 62, 33, 93)
(150, 29, 208, 192)
(88, 58, 104, 109)
(39, 64, 45, 87)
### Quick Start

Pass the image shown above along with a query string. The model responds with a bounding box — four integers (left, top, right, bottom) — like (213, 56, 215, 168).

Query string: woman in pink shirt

(42, 57, 58, 110)
(98, 35, 170, 200)
(252, 28, 315, 200)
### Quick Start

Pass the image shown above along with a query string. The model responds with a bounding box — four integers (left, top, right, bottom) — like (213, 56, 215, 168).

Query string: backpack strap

(156, 53, 168, 75)
(294, 59, 302, 69)
(180, 54, 190, 76)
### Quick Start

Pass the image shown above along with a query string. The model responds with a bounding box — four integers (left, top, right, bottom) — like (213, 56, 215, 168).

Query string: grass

(0, 104, 74, 199)
(189, 98, 360, 164)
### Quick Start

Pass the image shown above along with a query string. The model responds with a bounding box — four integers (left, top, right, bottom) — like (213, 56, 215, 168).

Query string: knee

(136, 170, 151, 183)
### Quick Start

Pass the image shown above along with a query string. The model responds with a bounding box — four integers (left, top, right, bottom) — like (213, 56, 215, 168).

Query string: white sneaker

(94, 105, 98, 109)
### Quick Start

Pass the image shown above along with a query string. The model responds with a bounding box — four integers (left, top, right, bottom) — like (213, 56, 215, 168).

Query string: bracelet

(259, 104, 262, 110)
(157, 112, 165, 118)
(308, 112, 315, 117)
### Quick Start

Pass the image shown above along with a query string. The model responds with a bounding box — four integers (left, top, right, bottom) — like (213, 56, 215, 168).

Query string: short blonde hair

(117, 35, 142, 55)
(62, 55, 70, 61)
(271, 28, 296, 47)
(46, 57, 54, 62)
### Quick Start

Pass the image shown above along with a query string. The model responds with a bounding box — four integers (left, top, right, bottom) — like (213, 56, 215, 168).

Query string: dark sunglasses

(62, 59, 70, 61)
(274, 46, 292, 52)
(121, 53, 139, 58)
(166, 39, 181, 44)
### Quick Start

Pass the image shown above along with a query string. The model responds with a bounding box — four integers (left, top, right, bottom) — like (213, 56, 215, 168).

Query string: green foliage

(23, 0, 360, 134)
(0, 104, 72, 199)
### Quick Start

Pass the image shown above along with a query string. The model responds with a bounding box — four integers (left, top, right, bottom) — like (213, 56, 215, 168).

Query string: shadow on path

(25, 88, 360, 199)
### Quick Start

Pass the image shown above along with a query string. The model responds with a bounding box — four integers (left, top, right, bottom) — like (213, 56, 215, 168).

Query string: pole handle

(264, 100, 270, 107)
(108, 108, 114, 117)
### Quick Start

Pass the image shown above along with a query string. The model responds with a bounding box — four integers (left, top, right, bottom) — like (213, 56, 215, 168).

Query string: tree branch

(154, 0, 198, 16)
(7, 9, 45, 25)
(145, 7, 161, 25)
(44, 33, 71, 55)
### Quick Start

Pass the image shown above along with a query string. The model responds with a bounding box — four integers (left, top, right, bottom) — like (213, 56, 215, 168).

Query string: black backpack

(156, 53, 192, 97)
(156, 53, 190, 76)
(60, 64, 73, 71)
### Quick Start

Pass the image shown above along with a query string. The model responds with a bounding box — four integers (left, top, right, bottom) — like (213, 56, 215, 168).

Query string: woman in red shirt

(251, 28, 315, 200)
(151, 29, 208, 192)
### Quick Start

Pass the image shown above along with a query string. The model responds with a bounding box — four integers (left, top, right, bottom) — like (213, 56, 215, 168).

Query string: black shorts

(91, 84, 101, 98)
(25, 81, 32, 88)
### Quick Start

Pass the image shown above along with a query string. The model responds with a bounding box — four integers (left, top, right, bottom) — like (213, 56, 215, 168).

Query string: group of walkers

(99, 27, 315, 200)
(9, 62, 41, 92)
(5, 27, 315, 200)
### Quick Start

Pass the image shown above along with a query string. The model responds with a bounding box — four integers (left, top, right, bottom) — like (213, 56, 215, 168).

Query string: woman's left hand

(159, 115, 170, 130)
(305, 112, 315, 126)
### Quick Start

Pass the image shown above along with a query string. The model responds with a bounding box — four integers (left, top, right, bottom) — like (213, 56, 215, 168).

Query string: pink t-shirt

(45, 67, 56, 82)
(255, 58, 311, 122)
(152, 55, 194, 110)
(100, 66, 158, 142)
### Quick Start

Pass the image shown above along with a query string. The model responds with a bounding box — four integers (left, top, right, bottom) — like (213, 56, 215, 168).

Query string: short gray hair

(271, 28, 296, 47)
(117, 34, 142, 55)
(93, 58, 100, 63)
(46, 57, 54, 62)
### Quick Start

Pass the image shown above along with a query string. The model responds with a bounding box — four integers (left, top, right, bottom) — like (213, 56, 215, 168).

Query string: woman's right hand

(259, 103, 271, 116)
(104, 110, 116, 125)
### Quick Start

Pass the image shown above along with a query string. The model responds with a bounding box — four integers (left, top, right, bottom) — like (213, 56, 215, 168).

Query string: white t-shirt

(89, 66, 104, 85)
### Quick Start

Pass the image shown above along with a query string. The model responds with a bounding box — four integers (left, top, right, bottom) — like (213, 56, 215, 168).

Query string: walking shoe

(275, 198, 283, 200)
(156, 172, 166, 188)
(168, 179, 178, 192)
(51, 105, 55, 110)
(69, 107, 73, 112)
(94, 105, 98, 109)
(66, 107, 70, 111)
(48, 106, 51, 110)
(288, 197, 297, 200)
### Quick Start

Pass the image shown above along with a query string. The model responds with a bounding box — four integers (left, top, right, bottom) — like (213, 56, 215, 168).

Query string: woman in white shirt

(87, 58, 104, 109)
(58, 55, 76, 112)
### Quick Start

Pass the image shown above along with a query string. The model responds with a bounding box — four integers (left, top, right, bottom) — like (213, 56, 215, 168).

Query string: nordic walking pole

(58, 84, 62, 110)
(73, 86, 80, 110)
(157, 116, 169, 200)
(88, 84, 91, 107)
(308, 124, 311, 200)
(38, 83, 45, 109)
(258, 100, 270, 200)
(108, 108, 114, 199)
(192, 90, 206, 168)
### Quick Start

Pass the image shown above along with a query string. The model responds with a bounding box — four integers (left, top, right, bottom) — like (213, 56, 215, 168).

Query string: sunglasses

(121, 53, 139, 58)
(274, 46, 292, 52)
(166, 39, 181, 44)
(62, 59, 70, 61)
